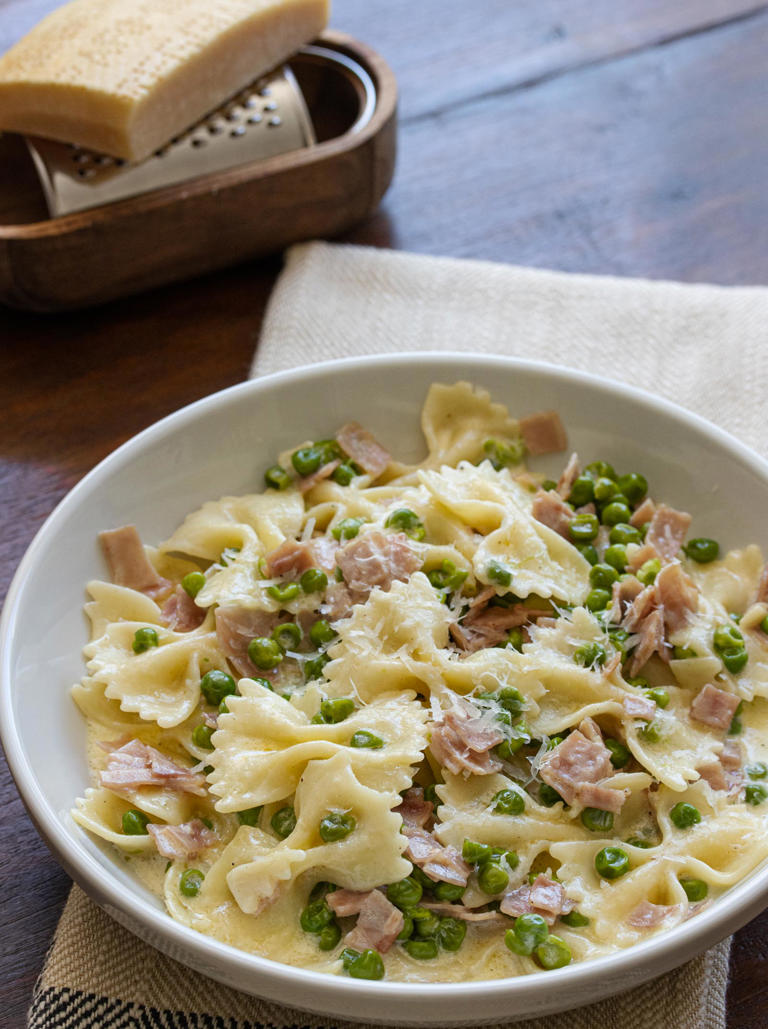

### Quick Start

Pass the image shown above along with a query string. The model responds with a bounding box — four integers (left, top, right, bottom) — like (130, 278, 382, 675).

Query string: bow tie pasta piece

(161, 491, 305, 564)
(688, 545, 764, 614)
(208, 683, 428, 808)
(85, 617, 223, 728)
(322, 573, 452, 702)
(85, 580, 163, 638)
(420, 382, 523, 468)
(624, 708, 723, 791)
(73, 787, 158, 853)
(225, 753, 411, 915)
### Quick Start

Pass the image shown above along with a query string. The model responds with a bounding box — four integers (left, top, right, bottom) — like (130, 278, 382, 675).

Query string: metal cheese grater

(25, 63, 316, 217)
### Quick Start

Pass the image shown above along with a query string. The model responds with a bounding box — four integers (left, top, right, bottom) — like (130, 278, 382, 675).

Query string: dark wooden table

(2, 1, 768, 1025)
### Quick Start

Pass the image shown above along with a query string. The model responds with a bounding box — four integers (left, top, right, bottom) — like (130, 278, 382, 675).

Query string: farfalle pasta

(72, 382, 768, 982)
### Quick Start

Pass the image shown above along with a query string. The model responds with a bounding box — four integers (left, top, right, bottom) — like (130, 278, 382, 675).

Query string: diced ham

(519, 410, 567, 455)
(147, 819, 217, 860)
(556, 452, 580, 499)
(402, 825, 471, 886)
(99, 525, 171, 599)
(630, 498, 657, 528)
(719, 739, 743, 770)
(320, 582, 359, 622)
(756, 562, 768, 605)
(627, 542, 662, 574)
(100, 739, 207, 796)
(395, 787, 434, 829)
(451, 603, 550, 654)
(335, 530, 420, 595)
(645, 505, 692, 563)
(500, 875, 573, 926)
(531, 489, 572, 538)
(420, 902, 506, 926)
(577, 781, 627, 814)
(342, 889, 404, 954)
(608, 576, 644, 624)
(265, 536, 340, 579)
(578, 717, 603, 745)
(621, 584, 657, 633)
(299, 459, 341, 495)
(627, 607, 666, 677)
(575, 502, 596, 516)
(469, 586, 497, 610)
(624, 694, 657, 721)
(696, 759, 728, 792)
(429, 700, 504, 776)
(690, 683, 740, 731)
(336, 422, 391, 478)
(161, 584, 206, 632)
(538, 729, 613, 807)
(214, 605, 279, 679)
(626, 901, 680, 928)
(655, 562, 698, 634)
(326, 889, 370, 918)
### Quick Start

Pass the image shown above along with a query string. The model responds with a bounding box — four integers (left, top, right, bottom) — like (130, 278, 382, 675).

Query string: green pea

(300, 898, 335, 933)
(487, 560, 512, 587)
(679, 877, 708, 902)
(318, 923, 342, 950)
(625, 837, 654, 849)
(590, 563, 619, 590)
(387, 877, 423, 910)
(684, 538, 720, 564)
(605, 738, 631, 768)
(541, 479, 558, 491)
(639, 719, 664, 743)
(341, 947, 385, 979)
(670, 802, 701, 830)
(535, 935, 572, 970)
(181, 571, 206, 598)
(714, 623, 744, 650)
(483, 437, 526, 470)
(462, 839, 492, 864)
(319, 811, 356, 842)
(315, 439, 343, 464)
(593, 476, 618, 502)
(350, 730, 384, 749)
(746, 762, 768, 779)
(722, 648, 748, 675)
(539, 784, 565, 807)
(426, 559, 468, 591)
(616, 472, 648, 505)
(604, 544, 629, 571)
(179, 869, 204, 897)
(299, 568, 328, 594)
(432, 882, 466, 902)
(501, 626, 525, 651)
(646, 687, 669, 709)
(729, 705, 744, 736)
(272, 622, 302, 650)
(271, 805, 296, 838)
(477, 860, 509, 895)
(637, 558, 661, 585)
(609, 523, 642, 545)
(595, 846, 630, 880)
(292, 446, 323, 477)
(264, 464, 292, 491)
(560, 910, 590, 928)
(132, 627, 159, 654)
(332, 517, 366, 541)
(305, 653, 330, 681)
(267, 582, 300, 603)
(317, 697, 355, 723)
(237, 807, 262, 827)
(438, 917, 467, 951)
(402, 938, 439, 960)
(192, 724, 214, 750)
(508, 913, 549, 956)
(331, 462, 357, 486)
(413, 910, 442, 938)
(580, 807, 614, 833)
(251, 676, 274, 692)
(601, 501, 631, 526)
(745, 784, 768, 806)
(585, 460, 616, 481)
(573, 642, 607, 668)
(607, 625, 630, 655)
(761, 615, 768, 634)
(247, 636, 284, 670)
(385, 508, 426, 541)
(672, 646, 698, 660)
(569, 513, 600, 542)
(200, 669, 237, 706)
(491, 788, 525, 816)
(568, 476, 595, 507)
(122, 809, 150, 835)
(585, 588, 612, 612)
(309, 619, 337, 647)
(576, 543, 599, 565)
(397, 916, 414, 941)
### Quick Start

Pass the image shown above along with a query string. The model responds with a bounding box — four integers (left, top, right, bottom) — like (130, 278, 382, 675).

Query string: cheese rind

(0, 0, 329, 161)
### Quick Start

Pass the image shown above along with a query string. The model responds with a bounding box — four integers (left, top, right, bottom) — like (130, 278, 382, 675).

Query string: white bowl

(3, 353, 768, 1025)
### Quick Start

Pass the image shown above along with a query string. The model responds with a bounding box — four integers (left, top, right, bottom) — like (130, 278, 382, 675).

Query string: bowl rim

(3, 350, 768, 1011)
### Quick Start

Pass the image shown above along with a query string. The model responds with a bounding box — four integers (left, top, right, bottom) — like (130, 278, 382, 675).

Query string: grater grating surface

(25, 64, 315, 217)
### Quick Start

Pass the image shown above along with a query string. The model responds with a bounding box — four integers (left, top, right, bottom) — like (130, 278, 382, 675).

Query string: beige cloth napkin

(31, 240, 768, 1029)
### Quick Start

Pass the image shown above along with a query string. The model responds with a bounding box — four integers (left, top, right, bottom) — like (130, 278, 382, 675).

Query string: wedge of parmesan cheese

(0, 0, 329, 161)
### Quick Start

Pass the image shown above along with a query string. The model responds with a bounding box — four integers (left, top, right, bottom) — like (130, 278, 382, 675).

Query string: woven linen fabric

(31, 240, 768, 1029)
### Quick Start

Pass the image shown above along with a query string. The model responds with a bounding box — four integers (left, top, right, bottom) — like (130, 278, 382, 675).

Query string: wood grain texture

(1, 0, 768, 1025)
